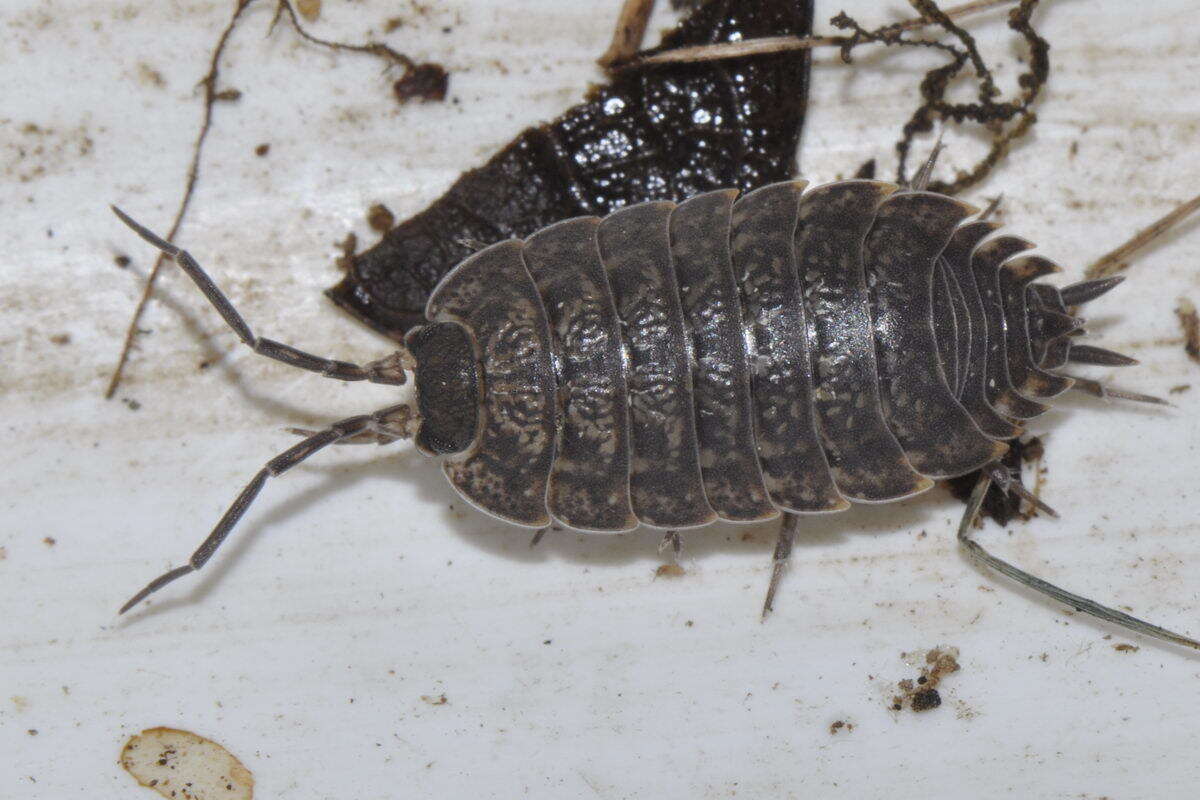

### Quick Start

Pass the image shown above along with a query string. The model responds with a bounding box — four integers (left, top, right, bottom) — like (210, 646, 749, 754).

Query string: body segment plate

(597, 201, 715, 528)
(524, 217, 637, 531)
(732, 181, 849, 512)
(670, 190, 776, 522)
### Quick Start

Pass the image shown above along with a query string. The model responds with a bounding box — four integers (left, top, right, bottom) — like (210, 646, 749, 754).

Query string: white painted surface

(3, 1, 1199, 798)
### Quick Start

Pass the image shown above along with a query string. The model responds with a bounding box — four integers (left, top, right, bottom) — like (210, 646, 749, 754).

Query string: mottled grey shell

(413, 179, 1082, 531)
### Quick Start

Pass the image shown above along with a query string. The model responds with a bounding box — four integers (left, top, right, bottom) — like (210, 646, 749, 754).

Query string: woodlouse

(110, 166, 1198, 650)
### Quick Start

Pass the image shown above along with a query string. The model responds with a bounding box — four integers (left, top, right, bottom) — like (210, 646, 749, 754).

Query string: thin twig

(1085, 192, 1200, 279)
(617, 0, 1016, 68)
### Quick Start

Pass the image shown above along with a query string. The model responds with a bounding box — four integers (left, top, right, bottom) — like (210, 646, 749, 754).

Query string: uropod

(111, 171, 1199, 651)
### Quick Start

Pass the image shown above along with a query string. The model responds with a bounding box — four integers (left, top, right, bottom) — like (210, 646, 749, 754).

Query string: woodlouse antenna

(957, 469, 1200, 651)
(110, 207, 413, 387)
(111, 208, 419, 614)
(118, 402, 417, 615)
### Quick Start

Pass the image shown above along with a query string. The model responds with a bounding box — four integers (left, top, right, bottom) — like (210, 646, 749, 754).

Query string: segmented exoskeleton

(111, 177, 1196, 651)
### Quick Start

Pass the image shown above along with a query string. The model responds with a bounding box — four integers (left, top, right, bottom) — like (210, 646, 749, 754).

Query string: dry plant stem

(104, 0, 256, 399)
(621, 0, 1016, 68)
(597, 0, 656, 68)
(1085, 192, 1200, 280)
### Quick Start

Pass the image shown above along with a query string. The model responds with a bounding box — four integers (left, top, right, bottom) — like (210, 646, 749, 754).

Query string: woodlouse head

(405, 321, 481, 456)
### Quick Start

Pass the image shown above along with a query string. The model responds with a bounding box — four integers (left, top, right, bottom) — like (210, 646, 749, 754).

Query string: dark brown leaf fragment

(328, 0, 815, 339)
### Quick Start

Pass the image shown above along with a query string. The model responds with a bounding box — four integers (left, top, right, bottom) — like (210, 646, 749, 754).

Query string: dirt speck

(254, 143, 270, 157)
(137, 62, 165, 88)
(1169, 384, 1191, 394)
(1175, 298, 1200, 364)
(214, 88, 242, 103)
(120, 727, 253, 800)
(393, 63, 449, 104)
(114, 254, 131, 268)
(0, 546, 7, 560)
(42, 537, 55, 547)
(121, 398, 142, 412)
(890, 646, 961, 714)
(49, 333, 71, 345)
(367, 203, 395, 234)
(420, 694, 448, 706)
(384, 16, 404, 33)
(295, 0, 321, 23)
(828, 720, 854, 735)
(1113, 643, 1139, 653)
(654, 564, 686, 579)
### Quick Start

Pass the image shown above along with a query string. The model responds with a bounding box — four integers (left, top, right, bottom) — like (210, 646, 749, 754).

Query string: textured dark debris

(393, 63, 449, 104)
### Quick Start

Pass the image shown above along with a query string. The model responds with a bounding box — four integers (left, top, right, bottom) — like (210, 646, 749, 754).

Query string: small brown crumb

(295, 0, 321, 22)
(1113, 643, 1139, 653)
(1169, 384, 1192, 394)
(42, 537, 55, 547)
(27, 729, 38, 736)
(114, 254, 131, 268)
(393, 63, 449, 104)
(1176, 298, 1200, 364)
(828, 720, 854, 735)
(367, 203, 395, 234)
(214, 88, 242, 102)
(122, 398, 142, 412)
(420, 694, 448, 706)
(684, 620, 694, 627)
(384, 17, 404, 33)
(49, 333, 71, 346)
(254, 143, 270, 157)
(654, 564, 685, 578)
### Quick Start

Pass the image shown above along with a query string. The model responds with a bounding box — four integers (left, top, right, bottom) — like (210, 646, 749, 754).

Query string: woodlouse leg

(111, 206, 412, 386)
(957, 467, 1200, 651)
(978, 194, 1004, 222)
(118, 403, 414, 615)
(761, 513, 799, 621)
(657, 531, 682, 558)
